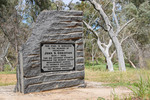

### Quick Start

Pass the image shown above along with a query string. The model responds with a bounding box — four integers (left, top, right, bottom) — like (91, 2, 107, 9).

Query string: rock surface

(15, 10, 84, 94)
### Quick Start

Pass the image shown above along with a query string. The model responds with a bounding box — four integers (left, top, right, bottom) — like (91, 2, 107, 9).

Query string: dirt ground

(0, 74, 16, 85)
(0, 80, 132, 100)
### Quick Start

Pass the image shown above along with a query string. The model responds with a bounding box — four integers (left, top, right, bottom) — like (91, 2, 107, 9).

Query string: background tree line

(0, 0, 149, 71)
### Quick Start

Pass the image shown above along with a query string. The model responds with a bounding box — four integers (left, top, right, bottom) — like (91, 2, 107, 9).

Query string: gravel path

(0, 81, 132, 100)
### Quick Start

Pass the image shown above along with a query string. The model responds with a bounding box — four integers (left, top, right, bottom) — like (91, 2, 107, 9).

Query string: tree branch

(97, 21, 108, 32)
(103, 1, 111, 10)
(110, 50, 116, 59)
(101, 43, 107, 47)
(89, 0, 113, 32)
(83, 21, 99, 38)
(0, 42, 10, 58)
(120, 33, 136, 44)
(0, 25, 11, 43)
(112, 0, 120, 31)
(97, 38, 107, 57)
(124, 55, 136, 69)
(84, 21, 111, 58)
(67, 0, 73, 10)
(131, 38, 139, 49)
(116, 18, 135, 35)
(88, 12, 98, 25)
(107, 39, 113, 49)
(5, 56, 14, 70)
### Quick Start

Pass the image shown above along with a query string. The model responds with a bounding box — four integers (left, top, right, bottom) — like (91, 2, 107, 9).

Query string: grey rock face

(15, 10, 84, 94)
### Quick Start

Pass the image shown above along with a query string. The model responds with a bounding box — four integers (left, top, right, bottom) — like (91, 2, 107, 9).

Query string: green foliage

(138, 1, 150, 24)
(111, 89, 133, 100)
(0, 0, 8, 8)
(33, 0, 52, 11)
(123, 3, 138, 18)
(97, 97, 105, 100)
(4, 64, 11, 71)
(128, 76, 150, 99)
(145, 59, 150, 69)
(74, 1, 97, 22)
(85, 62, 107, 71)
(111, 89, 120, 100)
(123, 1, 150, 46)
(24, 0, 53, 22)
(0, 0, 18, 20)
(130, 0, 146, 8)
(0, 71, 16, 74)
(0, 64, 16, 74)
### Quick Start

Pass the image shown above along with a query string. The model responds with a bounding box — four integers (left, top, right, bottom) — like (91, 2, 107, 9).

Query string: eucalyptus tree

(0, 0, 30, 70)
(83, 0, 135, 71)
(122, 0, 150, 68)
(22, 0, 52, 22)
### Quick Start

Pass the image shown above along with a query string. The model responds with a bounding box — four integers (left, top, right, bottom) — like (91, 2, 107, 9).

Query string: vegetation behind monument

(0, 0, 150, 71)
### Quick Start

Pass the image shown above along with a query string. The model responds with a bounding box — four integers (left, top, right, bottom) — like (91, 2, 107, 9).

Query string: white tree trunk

(97, 39, 114, 71)
(112, 37, 126, 71)
(83, 21, 115, 72)
(89, 0, 127, 71)
(106, 57, 114, 71)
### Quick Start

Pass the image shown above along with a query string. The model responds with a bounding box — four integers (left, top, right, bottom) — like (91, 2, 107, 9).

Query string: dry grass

(0, 68, 150, 87)
(85, 68, 150, 86)
(0, 74, 16, 86)
(85, 68, 150, 99)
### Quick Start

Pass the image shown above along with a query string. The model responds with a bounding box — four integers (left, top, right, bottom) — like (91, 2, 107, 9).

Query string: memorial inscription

(41, 43, 75, 71)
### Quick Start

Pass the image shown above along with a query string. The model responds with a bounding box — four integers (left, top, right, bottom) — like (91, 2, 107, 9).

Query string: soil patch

(0, 74, 16, 85)
(0, 81, 132, 100)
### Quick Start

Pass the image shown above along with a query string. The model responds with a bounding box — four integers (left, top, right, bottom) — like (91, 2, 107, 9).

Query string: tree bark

(138, 48, 144, 68)
(105, 58, 108, 70)
(112, 37, 126, 71)
(0, 58, 4, 71)
(106, 57, 114, 71)
(128, 59, 136, 69)
(83, 21, 114, 72)
(89, 0, 126, 71)
(97, 39, 114, 71)
(132, 39, 144, 68)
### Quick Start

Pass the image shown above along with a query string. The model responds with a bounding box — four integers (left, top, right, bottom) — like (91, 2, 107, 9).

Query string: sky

(62, 0, 80, 4)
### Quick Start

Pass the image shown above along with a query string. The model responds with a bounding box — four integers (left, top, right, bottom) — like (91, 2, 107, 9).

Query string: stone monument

(15, 10, 85, 94)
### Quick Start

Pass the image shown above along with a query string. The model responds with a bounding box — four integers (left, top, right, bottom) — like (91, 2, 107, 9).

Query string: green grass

(0, 64, 16, 74)
(85, 61, 133, 71)
(0, 71, 16, 74)
(85, 62, 150, 88)
(0, 82, 16, 86)
(128, 76, 150, 99)
(85, 62, 150, 99)
(0, 69, 16, 86)
(0, 62, 150, 99)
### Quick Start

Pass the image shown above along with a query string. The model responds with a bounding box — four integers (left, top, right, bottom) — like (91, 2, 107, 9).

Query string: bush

(128, 76, 150, 99)
(4, 64, 11, 71)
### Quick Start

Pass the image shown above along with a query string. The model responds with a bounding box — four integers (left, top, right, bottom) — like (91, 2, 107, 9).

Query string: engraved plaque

(41, 44, 75, 71)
